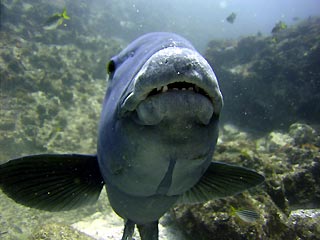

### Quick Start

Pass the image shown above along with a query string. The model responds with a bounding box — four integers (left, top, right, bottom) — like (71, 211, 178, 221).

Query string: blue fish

(0, 32, 264, 240)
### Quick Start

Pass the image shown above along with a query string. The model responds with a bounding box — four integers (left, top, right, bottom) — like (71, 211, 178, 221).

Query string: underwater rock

(289, 123, 317, 145)
(265, 131, 294, 152)
(173, 123, 320, 240)
(0, 13, 121, 158)
(172, 193, 296, 240)
(283, 159, 320, 208)
(30, 223, 94, 240)
(219, 124, 249, 143)
(222, 124, 240, 135)
(289, 209, 320, 239)
(205, 17, 320, 132)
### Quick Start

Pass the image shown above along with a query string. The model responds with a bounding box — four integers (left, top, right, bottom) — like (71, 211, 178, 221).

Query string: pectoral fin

(0, 154, 104, 211)
(177, 162, 264, 204)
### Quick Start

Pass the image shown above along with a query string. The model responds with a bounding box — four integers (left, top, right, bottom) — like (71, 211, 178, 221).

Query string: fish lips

(120, 47, 223, 125)
(136, 91, 214, 125)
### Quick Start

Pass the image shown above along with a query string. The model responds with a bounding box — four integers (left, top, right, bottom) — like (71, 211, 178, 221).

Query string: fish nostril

(174, 62, 192, 73)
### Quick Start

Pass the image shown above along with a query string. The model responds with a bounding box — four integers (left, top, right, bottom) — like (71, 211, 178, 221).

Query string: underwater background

(0, 0, 320, 239)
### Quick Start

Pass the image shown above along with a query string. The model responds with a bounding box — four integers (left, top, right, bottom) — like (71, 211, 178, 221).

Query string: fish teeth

(154, 83, 201, 94)
(162, 85, 168, 92)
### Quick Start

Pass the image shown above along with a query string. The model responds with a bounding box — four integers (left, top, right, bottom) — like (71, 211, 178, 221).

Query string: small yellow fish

(43, 7, 70, 31)
(230, 206, 259, 223)
(271, 21, 287, 34)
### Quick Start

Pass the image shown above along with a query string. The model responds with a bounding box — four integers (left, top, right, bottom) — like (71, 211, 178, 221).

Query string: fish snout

(120, 47, 223, 126)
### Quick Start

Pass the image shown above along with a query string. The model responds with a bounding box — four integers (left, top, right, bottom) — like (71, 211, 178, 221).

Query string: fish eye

(107, 60, 116, 74)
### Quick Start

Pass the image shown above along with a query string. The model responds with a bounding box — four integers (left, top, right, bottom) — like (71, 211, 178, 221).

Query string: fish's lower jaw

(135, 90, 214, 126)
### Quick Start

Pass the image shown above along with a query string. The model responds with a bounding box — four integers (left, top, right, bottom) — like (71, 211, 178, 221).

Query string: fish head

(98, 32, 223, 199)
(121, 46, 223, 127)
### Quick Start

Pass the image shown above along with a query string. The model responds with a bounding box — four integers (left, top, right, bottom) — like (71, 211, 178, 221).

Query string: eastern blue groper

(0, 32, 264, 240)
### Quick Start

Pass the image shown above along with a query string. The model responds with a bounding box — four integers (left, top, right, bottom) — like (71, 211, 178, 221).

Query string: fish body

(226, 12, 237, 24)
(43, 7, 70, 30)
(271, 21, 287, 34)
(0, 33, 264, 240)
(230, 206, 260, 223)
(98, 32, 222, 224)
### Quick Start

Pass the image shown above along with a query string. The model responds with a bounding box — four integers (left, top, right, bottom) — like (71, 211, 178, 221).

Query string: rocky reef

(173, 123, 320, 240)
(205, 17, 320, 132)
(181, 18, 320, 238)
(30, 223, 94, 240)
(0, 0, 123, 160)
(0, 2, 122, 239)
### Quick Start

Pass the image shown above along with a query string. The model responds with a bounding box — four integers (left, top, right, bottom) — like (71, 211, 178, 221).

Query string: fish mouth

(120, 47, 223, 125)
(147, 82, 210, 99)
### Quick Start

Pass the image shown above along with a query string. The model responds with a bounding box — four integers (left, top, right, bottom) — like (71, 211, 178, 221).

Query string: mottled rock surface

(173, 123, 320, 240)
(205, 17, 320, 132)
(30, 223, 94, 240)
